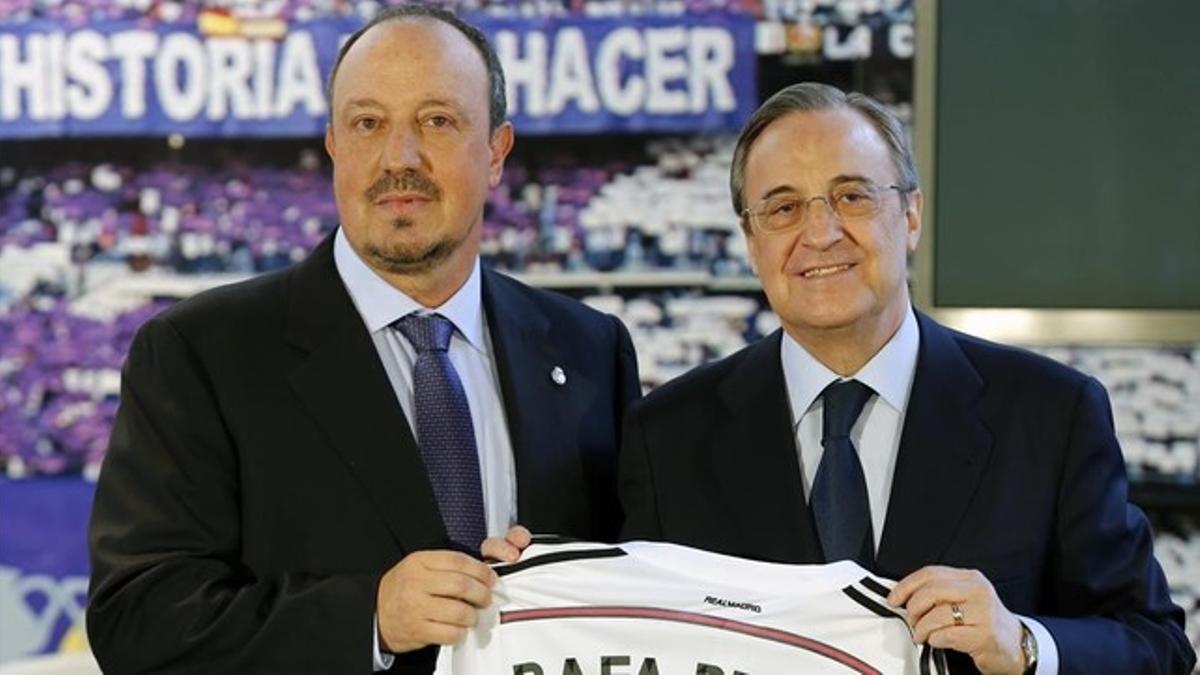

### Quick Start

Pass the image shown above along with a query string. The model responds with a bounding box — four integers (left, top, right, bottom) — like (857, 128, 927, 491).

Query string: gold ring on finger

(950, 602, 965, 627)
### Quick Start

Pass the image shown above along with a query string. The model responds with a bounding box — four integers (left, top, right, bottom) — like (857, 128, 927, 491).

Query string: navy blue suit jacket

(88, 232, 641, 673)
(620, 311, 1193, 674)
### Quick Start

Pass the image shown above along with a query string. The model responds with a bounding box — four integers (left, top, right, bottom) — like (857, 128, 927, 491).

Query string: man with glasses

(613, 82, 1193, 673)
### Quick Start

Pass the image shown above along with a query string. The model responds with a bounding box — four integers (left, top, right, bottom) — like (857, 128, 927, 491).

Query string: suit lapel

(715, 331, 823, 564)
(876, 312, 993, 578)
(283, 235, 445, 553)
(482, 270, 595, 532)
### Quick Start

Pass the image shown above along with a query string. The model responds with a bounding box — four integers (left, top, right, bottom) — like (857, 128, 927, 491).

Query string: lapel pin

(550, 366, 566, 386)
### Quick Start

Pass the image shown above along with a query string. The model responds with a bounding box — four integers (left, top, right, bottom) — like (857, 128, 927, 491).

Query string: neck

(786, 298, 909, 377)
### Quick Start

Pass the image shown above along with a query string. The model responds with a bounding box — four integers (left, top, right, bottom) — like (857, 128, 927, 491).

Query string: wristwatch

(1019, 621, 1039, 675)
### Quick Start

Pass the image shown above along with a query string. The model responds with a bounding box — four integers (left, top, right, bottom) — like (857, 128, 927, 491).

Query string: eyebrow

(341, 97, 385, 113)
(419, 98, 474, 124)
(339, 97, 473, 122)
(755, 174, 879, 203)
(419, 98, 464, 111)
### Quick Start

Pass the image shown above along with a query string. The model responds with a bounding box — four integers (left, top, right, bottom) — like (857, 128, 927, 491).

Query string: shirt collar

(333, 227, 486, 351)
(780, 304, 920, 424)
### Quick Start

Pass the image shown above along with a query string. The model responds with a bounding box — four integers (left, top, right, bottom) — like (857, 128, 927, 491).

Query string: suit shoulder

(144, 268, 290, 344)
(948, 325, 1092, 392)
(485, 268, 620, 332)
(636, 339, 760, 414)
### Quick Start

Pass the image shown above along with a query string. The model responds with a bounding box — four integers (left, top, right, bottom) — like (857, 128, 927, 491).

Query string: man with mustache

(86, 6, 640, 673)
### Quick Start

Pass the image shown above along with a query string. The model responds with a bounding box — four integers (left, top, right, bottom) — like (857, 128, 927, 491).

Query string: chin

(799, 315, 864, 332)
(377, 224, 437, 251)
(786, 302, 872, 333)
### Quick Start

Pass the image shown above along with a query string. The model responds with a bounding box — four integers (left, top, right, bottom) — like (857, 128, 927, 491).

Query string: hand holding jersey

(377, 551, 498, 653)
(888, 567, 1028, 675)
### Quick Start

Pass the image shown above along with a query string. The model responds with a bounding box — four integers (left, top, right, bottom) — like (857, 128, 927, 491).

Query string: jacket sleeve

(87, 315, 384, 674)
(612, 313, 642, 424)
(617, 399, 664, 542)
(582, 313, 642, 543)
(1035, 377, 1195, 674)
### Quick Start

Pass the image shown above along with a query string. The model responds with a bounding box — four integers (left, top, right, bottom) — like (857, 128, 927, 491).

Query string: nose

(797, 197, 844, 250)
(381, 125, 424, 171)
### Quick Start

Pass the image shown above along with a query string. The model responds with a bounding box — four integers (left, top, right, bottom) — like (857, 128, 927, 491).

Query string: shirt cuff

(1018, 615, 1059, 675)
(373, 614, 395, 671)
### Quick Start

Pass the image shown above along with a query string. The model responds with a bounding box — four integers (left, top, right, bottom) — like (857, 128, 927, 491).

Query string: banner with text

(0, 15, 756, 138)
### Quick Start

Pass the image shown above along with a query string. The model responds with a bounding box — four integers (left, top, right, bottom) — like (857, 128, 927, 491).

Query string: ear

(904, 188, 923, 253)
(324, 124, 335, 161)
(742, 218, 761, 278)
(488, 122, 515, 188)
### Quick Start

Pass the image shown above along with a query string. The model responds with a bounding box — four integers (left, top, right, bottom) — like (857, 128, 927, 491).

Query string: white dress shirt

(780, 305, 1058, 674)
(333, 229, 516, 670)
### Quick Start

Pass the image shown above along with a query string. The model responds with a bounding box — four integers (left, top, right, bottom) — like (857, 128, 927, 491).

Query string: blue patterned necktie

(393, 313, 486, 553)
(811, 379, 875, 567)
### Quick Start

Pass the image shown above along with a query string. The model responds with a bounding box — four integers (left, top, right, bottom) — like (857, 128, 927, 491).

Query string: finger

(888, 565, 943, 606)
(902, 590, 937, 630)
(506, 525, 533, 549)
(925, 624, 984, 656)
(904, 582, 969, 629)
(482, 525, 533, 562)
(911, 602, 966, 643)
(418, 621, 469, 646)
(481, 536, 521, 563)
(888, 565, 972, 606)
(420, 550, 498, 587)
(426, 571, 494, 608)
(424, 597, 479, 629)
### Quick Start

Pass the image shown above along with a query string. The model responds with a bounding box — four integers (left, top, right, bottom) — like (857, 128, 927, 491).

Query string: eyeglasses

(742, 183, 907, 234)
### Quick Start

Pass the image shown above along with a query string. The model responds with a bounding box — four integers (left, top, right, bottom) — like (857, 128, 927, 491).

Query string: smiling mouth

(801, 263, 853, 278)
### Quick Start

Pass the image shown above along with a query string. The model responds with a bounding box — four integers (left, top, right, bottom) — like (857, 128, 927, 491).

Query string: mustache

(364, 170, 442, 202)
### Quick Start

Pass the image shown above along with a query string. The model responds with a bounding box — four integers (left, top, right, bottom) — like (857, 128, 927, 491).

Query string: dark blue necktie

(811, 379, 875, 567)
(393, 313, 487, 553)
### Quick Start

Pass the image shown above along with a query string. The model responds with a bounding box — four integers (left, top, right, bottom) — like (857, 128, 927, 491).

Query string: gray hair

(325, 5, 507, 132)
(729, 82, 919, 215)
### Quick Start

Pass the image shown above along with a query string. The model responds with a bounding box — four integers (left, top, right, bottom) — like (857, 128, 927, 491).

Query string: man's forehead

(749, 111, 889, 171)
(333, 17, 487, 103)
(347, 17, 480, 70)
(363, 16, 448, 41)
(764, 109, 882, 148)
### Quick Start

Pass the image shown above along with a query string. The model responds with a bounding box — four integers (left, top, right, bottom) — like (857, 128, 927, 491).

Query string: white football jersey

(437, 538, 946, 675)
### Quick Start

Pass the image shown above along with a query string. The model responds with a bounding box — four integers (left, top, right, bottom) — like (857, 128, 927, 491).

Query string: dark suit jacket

(87, 233, 640, 673)
(620, 311, 1193, 674)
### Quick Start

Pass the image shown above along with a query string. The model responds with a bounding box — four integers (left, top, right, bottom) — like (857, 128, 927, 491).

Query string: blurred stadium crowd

(0, 0, 912, 22)
(1, 138, 1197, 482)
